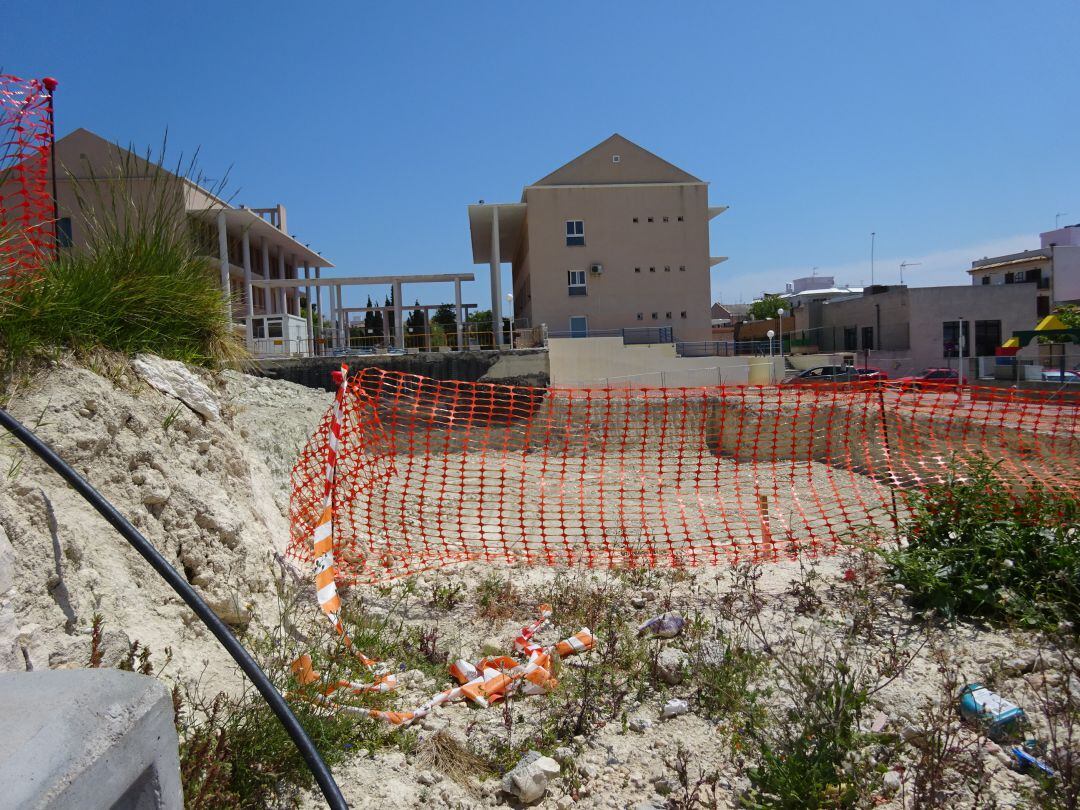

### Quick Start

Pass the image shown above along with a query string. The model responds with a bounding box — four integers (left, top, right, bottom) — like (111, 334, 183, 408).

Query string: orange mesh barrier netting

(0, 75, 56, 284)
(289, 368, 1079, 584)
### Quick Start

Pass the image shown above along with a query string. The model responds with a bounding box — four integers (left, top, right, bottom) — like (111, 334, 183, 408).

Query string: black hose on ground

(0, 406, 348, 810)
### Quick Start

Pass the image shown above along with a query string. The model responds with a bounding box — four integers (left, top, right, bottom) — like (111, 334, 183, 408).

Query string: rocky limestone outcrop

(0, 358, 330, 688)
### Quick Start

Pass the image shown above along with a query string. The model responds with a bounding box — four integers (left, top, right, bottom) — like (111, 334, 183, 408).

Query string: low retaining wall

(249, 349, 550, 391)
(0, 669, 182, 809)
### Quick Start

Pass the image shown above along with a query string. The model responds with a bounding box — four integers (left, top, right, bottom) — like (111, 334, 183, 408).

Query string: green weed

(881, 454, 1080, 628)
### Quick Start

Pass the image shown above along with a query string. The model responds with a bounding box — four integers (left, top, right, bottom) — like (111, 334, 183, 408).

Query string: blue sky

(6, 1, 1078, 307)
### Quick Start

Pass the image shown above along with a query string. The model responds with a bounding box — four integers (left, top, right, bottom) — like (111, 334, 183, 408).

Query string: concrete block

(0, 669, 182, 809)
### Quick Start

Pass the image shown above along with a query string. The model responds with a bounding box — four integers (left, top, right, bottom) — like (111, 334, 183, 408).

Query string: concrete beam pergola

(250, 273, 476, 288)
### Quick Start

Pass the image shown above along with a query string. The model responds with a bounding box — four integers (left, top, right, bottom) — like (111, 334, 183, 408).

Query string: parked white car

(1041, 369, 1080, 383)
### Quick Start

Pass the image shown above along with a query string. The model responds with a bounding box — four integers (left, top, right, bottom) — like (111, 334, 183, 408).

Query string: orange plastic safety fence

(0, 75, 55, 285)
(289, 369, 1079, 584)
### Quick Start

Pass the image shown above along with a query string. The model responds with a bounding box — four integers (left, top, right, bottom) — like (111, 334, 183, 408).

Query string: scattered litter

(662, 698, 689, 718)
(637, 612, 686, 639)
(502, 750, 561, 804)
(959, 683, 1026, 742)
(1010, 745, 1055, 778)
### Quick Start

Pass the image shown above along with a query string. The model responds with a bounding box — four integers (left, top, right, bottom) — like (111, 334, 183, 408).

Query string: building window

(664, 265, 671, 272)
(981, 276, 990, 285)
(569, 316, 588, 337)
(843, 327, 857, 351)
(632, 217, 638, 223)
(861, 326, 874, 350)
(677, 216, 684, 222)
(974, 320, 1001, 356)
(637, 313, 643, 320)
(565, 220, 585, 247)
(251, 318, 265, 339)
(665, 312, 672, 319)
(647, 217, 654, 223)
(634, 267, 641, 273)
(1037, 296, 1050, 318)
(567, 270, 587, 296)
(662, 216, 669, 223)
(651, 312, 658, 320)
(56, 217, 73, 248)
(649, 266, 656, 273)
(679, 265, 686, 271)
(942, 321, 971, 357)
(612, 154, 621, 163)
(680, 311, 687, 319)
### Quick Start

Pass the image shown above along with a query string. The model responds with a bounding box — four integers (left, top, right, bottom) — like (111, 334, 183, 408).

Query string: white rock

(502, 751, 561, 804)
(133, 354, 221, 422)
(882, 770, 903, 793)
(662, 698, 689, 718)
(656, 647, 689, 685)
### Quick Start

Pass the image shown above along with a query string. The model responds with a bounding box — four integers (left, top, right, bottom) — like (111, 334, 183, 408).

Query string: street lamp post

(767, 329, 776, 383)
(777, 307, 785, 364)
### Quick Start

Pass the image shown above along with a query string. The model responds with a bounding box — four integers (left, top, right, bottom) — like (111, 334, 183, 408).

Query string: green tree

(748, 294, 784, 321)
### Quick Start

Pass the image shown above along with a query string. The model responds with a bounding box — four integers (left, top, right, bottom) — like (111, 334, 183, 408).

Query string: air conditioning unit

(590, 263, 603, 275)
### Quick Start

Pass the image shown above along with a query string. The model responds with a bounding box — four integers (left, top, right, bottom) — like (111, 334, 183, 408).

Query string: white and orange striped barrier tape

(367, 608, 595, 727)
(293, 364, 397, 694)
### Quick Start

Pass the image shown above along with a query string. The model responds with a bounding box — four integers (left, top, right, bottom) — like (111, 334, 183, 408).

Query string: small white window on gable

(567, 270, 587, 296)
(565, 220, 585, 246)
(612, 154, 621, 164)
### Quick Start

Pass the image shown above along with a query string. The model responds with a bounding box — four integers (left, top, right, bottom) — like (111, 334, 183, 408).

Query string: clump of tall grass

(0, 136, 245, 382)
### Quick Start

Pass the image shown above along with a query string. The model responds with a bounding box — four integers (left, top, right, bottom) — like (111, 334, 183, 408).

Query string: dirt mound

(0, 357, 330, 687)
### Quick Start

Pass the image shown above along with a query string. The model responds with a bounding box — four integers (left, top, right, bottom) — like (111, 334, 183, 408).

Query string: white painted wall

(547, 337, 783, 387)
(1053, 246, 1080, 303)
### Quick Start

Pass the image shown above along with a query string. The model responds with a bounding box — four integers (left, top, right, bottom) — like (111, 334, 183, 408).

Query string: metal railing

(678, 339, 789, 357)
(544, 326, 673, 345)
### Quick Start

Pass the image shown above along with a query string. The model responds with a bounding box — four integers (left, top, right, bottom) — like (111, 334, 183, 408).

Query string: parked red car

(894, 368, 967, 390)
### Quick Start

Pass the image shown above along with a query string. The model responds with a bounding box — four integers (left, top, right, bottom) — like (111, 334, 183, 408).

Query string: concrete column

(276, 249, 287, 315)
(241, 230, 254, 346)
(381, 308, 389, 349)
(327, 284, 337, 350)
(454, 278, 463, 350)
(303, 263, 313, 354)
(259, 236, 271, 314)
(216, 211, 231, 321)
(290, 256, 300, 316)
(314, 267, 322, 353)
(393, 280, 404, 349)
(489, 207, 504, 347)
(336, 285, 346, 350)
(423, 309, 431, 352)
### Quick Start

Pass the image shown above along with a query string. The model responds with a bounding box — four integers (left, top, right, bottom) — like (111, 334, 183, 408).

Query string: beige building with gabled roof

(468, 134, 727, 344)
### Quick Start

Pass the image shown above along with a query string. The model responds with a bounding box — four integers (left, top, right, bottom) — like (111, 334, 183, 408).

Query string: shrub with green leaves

(739, 660, 876, 810)
(883, 454, 1080, 628)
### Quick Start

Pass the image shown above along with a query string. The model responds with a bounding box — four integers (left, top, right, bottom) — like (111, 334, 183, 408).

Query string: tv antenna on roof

(1056, 212, 1069, 229)
(899, 261, 921, 284)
